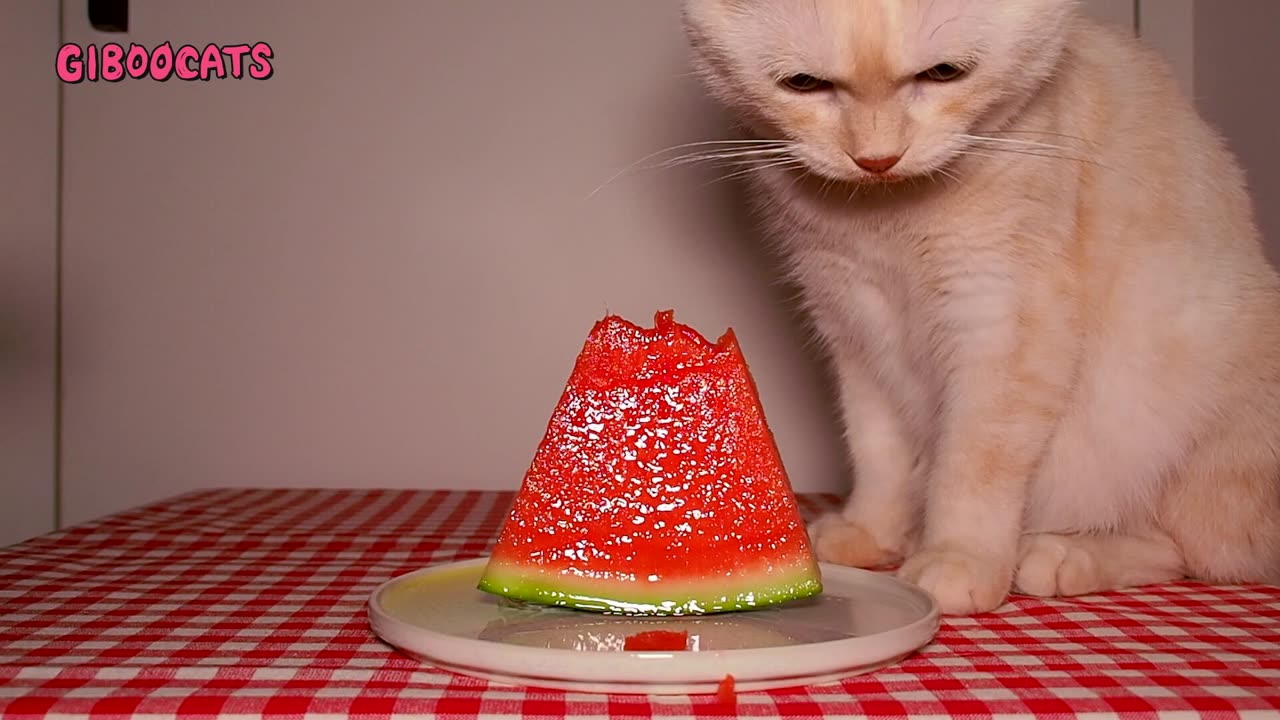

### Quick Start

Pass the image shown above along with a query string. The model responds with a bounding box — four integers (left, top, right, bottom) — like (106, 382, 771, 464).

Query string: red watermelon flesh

(477, 310, 822, 615)
(717, 675, 737, 705)
(622, 630, 690, 651)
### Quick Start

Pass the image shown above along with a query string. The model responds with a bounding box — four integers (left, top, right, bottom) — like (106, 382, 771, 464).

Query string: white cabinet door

(57, 1, 849, 525)
(1, 0, 58, 545)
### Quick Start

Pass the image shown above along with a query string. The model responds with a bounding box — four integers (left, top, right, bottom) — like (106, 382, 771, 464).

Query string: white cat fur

(682, 0, 1280, 614)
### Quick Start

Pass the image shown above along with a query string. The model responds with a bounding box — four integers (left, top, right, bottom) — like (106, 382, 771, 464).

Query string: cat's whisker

(954, 145, 1161, 198)
(703, 158, 808, 187)
(976, 129, 1098, 145)
(956, 141, 1099, 165)
(679, 150, 806, 174)
(960, 134, 1074, 153)
(657, 141, 797, 160)
(934, 166, 962, 184)
(696, 157, 803, 175)
(957, 145, 1112, 170)
(782, 168, 809, 196)
(654, 147, 797, 170)
(951, 149, 1006, 164)
(587, 139, 796, 197)
(818, 175, 837, 199)
(723, 158, 808, 177)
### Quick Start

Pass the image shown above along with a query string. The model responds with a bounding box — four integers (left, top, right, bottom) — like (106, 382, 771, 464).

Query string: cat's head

(683, 0, 1079, 183)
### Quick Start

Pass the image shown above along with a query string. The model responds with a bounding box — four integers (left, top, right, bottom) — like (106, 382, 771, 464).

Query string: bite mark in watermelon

(477, 310, 822, 615)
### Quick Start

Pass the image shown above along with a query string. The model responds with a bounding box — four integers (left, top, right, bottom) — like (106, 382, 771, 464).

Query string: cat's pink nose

(854, 155, 902, 173)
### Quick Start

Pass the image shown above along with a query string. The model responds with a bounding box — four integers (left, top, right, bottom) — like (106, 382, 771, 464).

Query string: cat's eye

(780, 73, 833, 93)
(918, 63, 967, 82)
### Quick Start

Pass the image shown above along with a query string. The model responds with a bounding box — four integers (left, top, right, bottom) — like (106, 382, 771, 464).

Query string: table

(1, 489, 1277, 718)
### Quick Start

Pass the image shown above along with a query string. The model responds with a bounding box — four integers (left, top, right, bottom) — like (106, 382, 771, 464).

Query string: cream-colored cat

(681, 0, 1280, 615)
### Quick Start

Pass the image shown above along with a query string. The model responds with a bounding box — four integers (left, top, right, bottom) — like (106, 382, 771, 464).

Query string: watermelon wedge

(477, 310, 822, 615)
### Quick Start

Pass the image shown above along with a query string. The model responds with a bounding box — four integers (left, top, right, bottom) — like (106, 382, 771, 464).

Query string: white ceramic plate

(367, 556, 939, 695)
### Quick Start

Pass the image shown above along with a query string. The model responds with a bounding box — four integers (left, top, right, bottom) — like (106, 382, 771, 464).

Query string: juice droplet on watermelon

(478, 310, 822, 615)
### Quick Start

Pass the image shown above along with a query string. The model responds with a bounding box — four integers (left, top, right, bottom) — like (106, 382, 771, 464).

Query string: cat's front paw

(898, 548, 1013, 615)
(807, 512, 902, 569)
(1014, 533, 1103, 597)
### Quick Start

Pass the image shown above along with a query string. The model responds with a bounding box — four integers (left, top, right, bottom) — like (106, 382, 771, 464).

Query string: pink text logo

(57, 42, 274, 83)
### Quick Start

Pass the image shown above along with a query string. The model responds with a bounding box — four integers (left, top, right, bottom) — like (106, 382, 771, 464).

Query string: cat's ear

(681, 0, 731, 41)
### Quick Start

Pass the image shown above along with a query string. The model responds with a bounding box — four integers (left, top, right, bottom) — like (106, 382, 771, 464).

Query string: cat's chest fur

(772, 194, 1025, 426)
(791, 225, 930, 354)
(787, 215, 954, 421)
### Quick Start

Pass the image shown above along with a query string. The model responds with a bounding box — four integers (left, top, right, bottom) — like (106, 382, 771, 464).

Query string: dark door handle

(88, 0, 128, 32)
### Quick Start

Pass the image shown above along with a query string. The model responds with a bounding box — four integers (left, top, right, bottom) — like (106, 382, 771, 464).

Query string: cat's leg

(1158, 431, 1280, 586)
(1014, 531, 1186, 597)
(896, 285, 1079, 615)
(898, 404, 1055, 614)
(1018, 428, 1280, 597)
(809, 353, 921, 570)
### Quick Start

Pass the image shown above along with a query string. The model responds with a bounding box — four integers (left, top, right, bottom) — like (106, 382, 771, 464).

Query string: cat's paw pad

(1015, 534, 1103, 597)
(807, 512, 900, 569)
(898, 548, 1012, 615)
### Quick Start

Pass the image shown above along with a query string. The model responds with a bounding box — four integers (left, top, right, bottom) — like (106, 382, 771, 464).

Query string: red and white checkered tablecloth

(1, 489, 1277, 719)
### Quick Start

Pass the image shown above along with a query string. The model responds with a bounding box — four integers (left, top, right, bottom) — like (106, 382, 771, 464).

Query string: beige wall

(1085, 0, 1136, 31)
(1193, 1, 1280, 265)
(1138, 0, 1195, 98)
(57, 0, 852, 526)
(0, 0, 58, 546)
(13, 2, 1139, 530)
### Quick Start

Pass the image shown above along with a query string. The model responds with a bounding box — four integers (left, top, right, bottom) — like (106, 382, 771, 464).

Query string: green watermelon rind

(477, 562, 823, 616)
